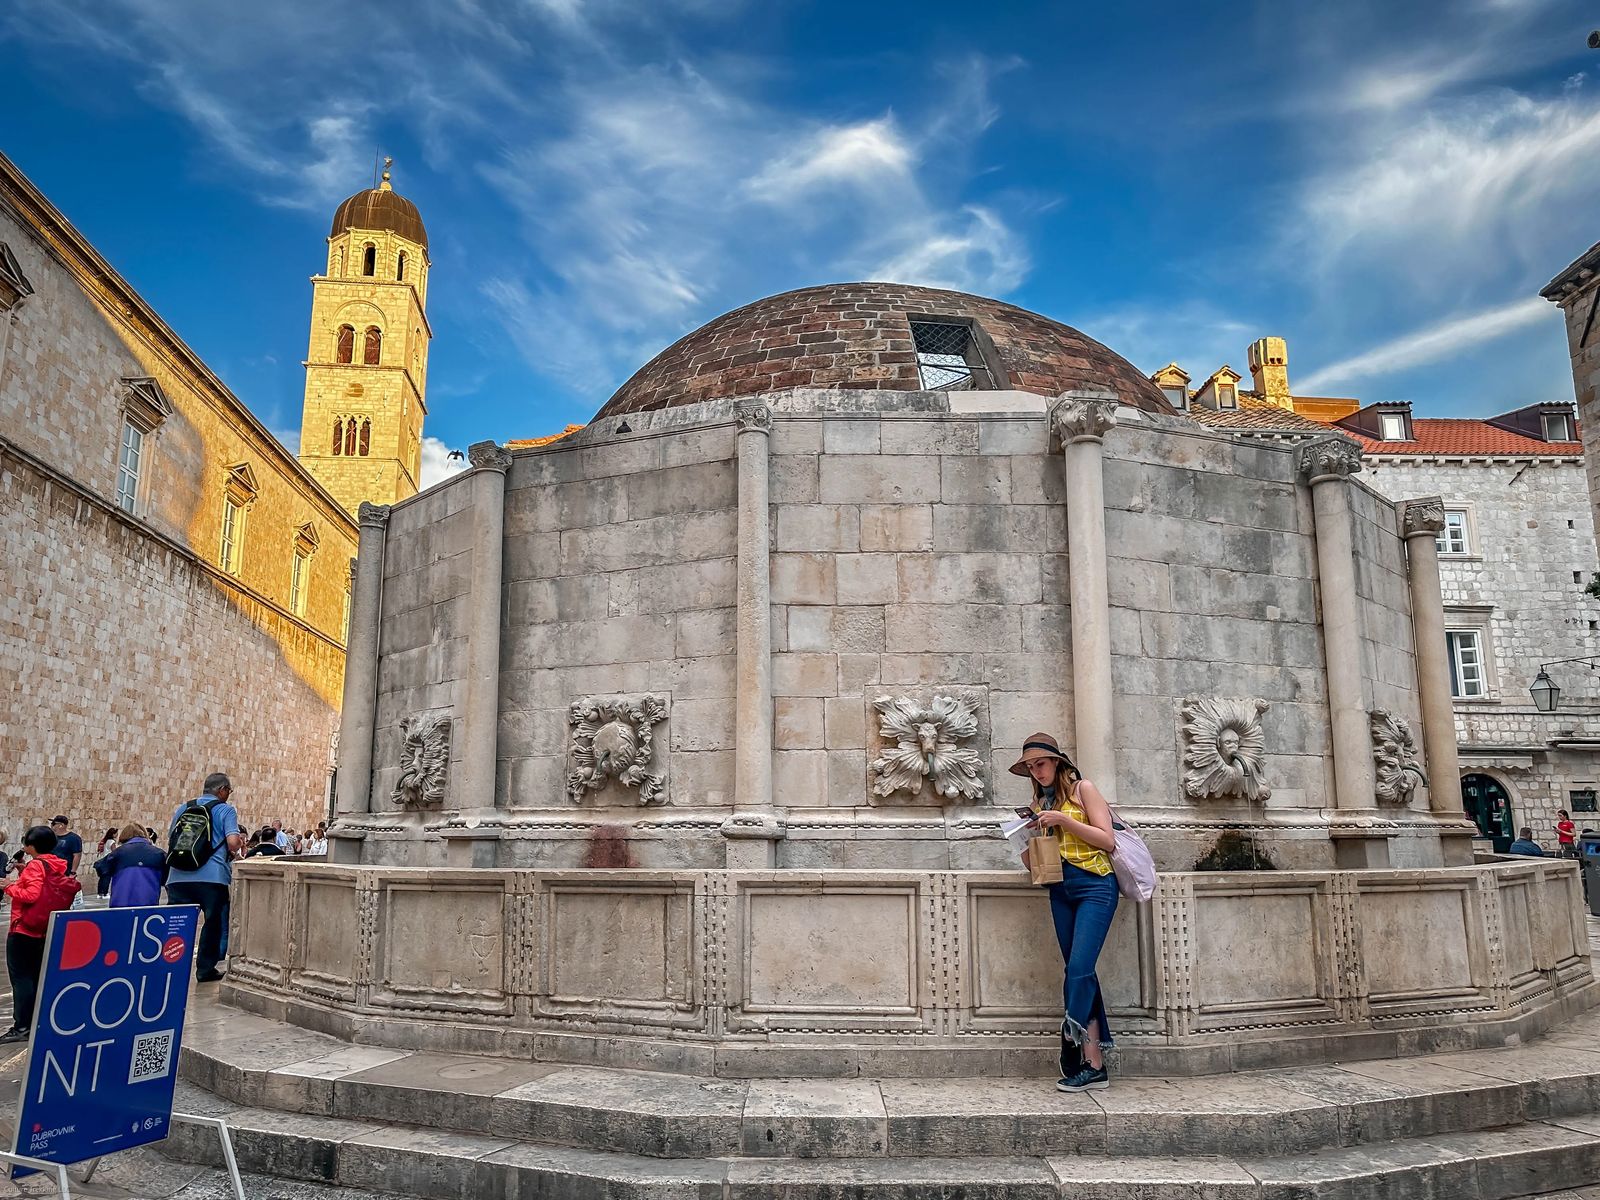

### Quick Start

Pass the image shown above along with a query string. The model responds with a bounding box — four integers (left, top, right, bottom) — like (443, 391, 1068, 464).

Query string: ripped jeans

(1046, 864, 1118, 1049)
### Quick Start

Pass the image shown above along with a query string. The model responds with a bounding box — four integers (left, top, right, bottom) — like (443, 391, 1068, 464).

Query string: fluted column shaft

(1050, 393, 1119, 807)
(458, 441, 511, 814)
(334, 502, 390, 817)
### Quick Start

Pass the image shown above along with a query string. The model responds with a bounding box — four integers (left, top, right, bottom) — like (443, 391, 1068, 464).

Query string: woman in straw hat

(1011, 732, 1119, 1092)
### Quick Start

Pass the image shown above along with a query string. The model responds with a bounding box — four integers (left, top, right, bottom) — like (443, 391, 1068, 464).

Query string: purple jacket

(95, 838, 166, 907)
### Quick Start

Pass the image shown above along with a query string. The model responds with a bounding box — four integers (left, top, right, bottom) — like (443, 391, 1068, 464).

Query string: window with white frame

(289, 522, 318, 618)
(1544, 410, 1574, 442)
(1217, 382, 1237, 409)
(218, 462, 258, 577)
(1446, 630, 1486, 698)
(1436, 508, 1470, 555)
(1380, 413, 1407, 441)
(115, 420, 144, 513)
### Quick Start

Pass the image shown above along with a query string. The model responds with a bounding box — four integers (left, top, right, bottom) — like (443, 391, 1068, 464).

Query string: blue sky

(5, 1, 1599, 485)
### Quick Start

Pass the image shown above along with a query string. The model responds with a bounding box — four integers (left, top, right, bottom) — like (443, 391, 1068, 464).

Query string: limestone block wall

(224, 858, 1595, 1078)
(0, 437, 342, 842)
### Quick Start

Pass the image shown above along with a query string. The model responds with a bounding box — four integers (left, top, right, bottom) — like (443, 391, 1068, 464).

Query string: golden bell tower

(298, 159, 430, 516)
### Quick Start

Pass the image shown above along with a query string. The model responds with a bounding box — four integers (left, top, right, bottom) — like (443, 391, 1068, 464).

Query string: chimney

(1248, 337, 1291, 410)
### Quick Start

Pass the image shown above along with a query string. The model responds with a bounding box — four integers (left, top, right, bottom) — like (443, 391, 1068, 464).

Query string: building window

(363, 326, 382, 366)
(290, 548, 310, 616)
(1446, 630, 1486, 698)
(1436, 509, 1470, 555)
(115, 420, 144, 513)
(336, 324, 355, 364)
(1160, 385, 1187, 409)
(1380, 413, 1407, 441)
(396, 251, 407, 281)
(910, 319, 995, 391)
(1544, 411, 1574, 441)
(220, 497, 245, 575)
(1572, 789, 1598, 814)
(1217, 383, 1237, 410)
(362, 243, 376, 276)
(331, 417, 343, 455)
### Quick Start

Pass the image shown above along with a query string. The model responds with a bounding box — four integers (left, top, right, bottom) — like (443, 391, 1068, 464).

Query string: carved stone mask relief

(568, 694, 667, 805)
(1371, 708, 1428, 805)
(1181, 696, 1271, 803)
(870, 693, 986, 802)
(392, 712, 451, 808)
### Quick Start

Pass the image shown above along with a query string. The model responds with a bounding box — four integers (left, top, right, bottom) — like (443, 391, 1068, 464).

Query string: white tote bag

(1108, 806, 1157, 903)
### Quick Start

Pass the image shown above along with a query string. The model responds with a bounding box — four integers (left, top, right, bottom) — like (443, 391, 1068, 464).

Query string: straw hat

(1008, 732, 1072, 777)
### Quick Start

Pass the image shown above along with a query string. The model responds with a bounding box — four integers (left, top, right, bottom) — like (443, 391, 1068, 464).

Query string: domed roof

(330, 169, 427, 250)
(595, 282, 1174, 420)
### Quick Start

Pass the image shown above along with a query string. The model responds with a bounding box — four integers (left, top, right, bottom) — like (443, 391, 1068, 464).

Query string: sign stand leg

(0, 1150, 73, 1197)
(170, 1113, 245, 1200)
(79, 1155, 102, 1182)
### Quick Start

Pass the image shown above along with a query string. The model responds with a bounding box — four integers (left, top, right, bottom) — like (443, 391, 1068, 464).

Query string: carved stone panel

(1370, 708, 1427, 805)
(865, 687, 990, 805)
(392, 712, 451, 808)
(567, 694, 669, 805)
(1180, 696, 1271, 802)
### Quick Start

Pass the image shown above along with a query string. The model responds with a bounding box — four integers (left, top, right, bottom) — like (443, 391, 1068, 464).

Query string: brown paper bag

(1028, 831, 1063, 886)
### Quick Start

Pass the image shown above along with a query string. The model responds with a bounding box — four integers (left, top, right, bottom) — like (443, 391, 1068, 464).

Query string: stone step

(179, 998, 1600, 1163)
(157, 1086, 1600, 1200)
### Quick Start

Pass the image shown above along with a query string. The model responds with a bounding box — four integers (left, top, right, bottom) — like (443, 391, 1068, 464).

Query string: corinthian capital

(1296, 434, 1363, 484)
(357, 501, 392, 529)
(1401, 496, 1445, 538)
(735, 399, 773, 435)
(1049, 392, 1119, 446)
(468, 440, 512, 472)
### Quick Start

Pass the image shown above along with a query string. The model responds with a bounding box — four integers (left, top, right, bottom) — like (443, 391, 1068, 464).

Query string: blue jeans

(1047, 865, 1118, 1049)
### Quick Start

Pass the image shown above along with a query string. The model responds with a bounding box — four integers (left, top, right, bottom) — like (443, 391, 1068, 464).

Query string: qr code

(128, 1029, 175, 1084)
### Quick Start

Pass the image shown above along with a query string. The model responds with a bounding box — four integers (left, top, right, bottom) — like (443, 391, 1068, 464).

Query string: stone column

(329, 502, 389, 864)
(725, 400, 783, 868)
(449, 441, 511, 866)
(1401, 497, 1476, 865)
(1297, 435, 1387, 868)
(1049, 392, 1119, 807)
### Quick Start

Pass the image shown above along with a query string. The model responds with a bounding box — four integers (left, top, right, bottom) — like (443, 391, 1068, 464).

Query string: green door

(1461, 774, 1513, 854)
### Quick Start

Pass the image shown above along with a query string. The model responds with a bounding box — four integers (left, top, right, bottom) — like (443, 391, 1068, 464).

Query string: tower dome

(330, 163, 428, 250)
(595, 282, 1175, 420)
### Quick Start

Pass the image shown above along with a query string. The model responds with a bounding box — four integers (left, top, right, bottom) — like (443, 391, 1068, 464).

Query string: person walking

(95, 823, 166, 907)
(1557, 810, 1578, 859)
(1, 826, 81, 1043)
(1011, 732, 1119, 1093)
(164, 773, 242, 983)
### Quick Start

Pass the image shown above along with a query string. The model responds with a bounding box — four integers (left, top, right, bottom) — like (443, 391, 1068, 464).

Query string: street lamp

(1529, 655, 1600, 711)
(1531, 669, 1560, 712)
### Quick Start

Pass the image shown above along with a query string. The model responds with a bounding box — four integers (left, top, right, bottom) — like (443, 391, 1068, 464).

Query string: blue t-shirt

(166, 798, 240, 886)
(50, 832, 83, 870)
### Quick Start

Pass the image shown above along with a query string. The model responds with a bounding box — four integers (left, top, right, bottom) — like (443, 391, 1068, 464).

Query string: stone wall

(0, 437, 342, 842)
(224, 858, 1596, 1078)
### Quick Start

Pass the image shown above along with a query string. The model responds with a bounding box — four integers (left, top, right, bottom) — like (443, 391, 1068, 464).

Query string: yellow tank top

(1038, 784, 1113, 876)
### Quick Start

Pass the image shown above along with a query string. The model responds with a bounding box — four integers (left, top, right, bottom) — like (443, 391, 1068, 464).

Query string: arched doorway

(1461, 773, 1514, 854)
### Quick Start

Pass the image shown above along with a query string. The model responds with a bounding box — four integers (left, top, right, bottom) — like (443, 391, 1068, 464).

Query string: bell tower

(298, 159, 431, 517)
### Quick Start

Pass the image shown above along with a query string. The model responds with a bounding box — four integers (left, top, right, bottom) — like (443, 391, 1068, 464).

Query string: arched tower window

(363, 326, 382, 366)
(344, 418, 357, 457)
(362, 243, 376, 276)
(335, 324, 355, 364)
(359, 418, 371, 456)
(396, 251, 407, 281)
(331, 417, 343, 456)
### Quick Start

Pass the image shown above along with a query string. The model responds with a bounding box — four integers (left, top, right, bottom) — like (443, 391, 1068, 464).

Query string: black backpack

(167, 797, 220, 873)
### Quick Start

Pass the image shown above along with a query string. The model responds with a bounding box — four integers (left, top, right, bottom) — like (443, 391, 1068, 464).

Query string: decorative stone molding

(392, 712, 452, 808)
(1371, 708, 1428, 805)
(357, 501, 391, 529)
(720, 812, 787, 840)
(1296, 434, 1363, 484)
(0, 242, 35, 311)
(870, 694, 986, 801)
(568, 694, 668, 805)
(1048, 393, 1118, 446)
(120, 376, 173, 434)
(1401, 496, 1446, 539)
(1181, 696, 1271, 802)
(735, 399, 773, 435)
(468, 440, 512, 472)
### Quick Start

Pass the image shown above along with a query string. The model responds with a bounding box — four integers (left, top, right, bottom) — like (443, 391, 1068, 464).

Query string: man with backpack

(165, 772, 242, 983)
(0, 826, 82, 1043)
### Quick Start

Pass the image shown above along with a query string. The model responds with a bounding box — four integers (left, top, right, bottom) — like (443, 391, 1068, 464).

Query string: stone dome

(330, 178, 428, 250)
(595, 282, 1174, 420)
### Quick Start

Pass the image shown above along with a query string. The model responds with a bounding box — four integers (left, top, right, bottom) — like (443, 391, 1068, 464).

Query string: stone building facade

(0, 151, 357, 841)
(1180, 338, 1597, 851)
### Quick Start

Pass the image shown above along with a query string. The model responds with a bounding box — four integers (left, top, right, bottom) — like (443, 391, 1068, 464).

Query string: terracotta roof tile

(1185, 405, 1330, 433)
(1347, 418, 1582, 456)
(506, 424, 585, 450)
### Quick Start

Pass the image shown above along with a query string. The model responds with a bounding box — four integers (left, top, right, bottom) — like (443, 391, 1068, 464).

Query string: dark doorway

(1461, 774, 1513, 854)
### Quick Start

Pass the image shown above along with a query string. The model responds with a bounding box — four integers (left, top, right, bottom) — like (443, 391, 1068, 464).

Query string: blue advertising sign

(10, 904, 198, 1174)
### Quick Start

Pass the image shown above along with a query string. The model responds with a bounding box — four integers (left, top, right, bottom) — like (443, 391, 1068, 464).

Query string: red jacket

(5, 854, 80, 937)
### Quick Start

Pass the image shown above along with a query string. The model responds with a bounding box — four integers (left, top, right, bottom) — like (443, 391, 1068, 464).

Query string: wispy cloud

(1296, 297, 1551, 392)
(419, 436, 468, 490)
